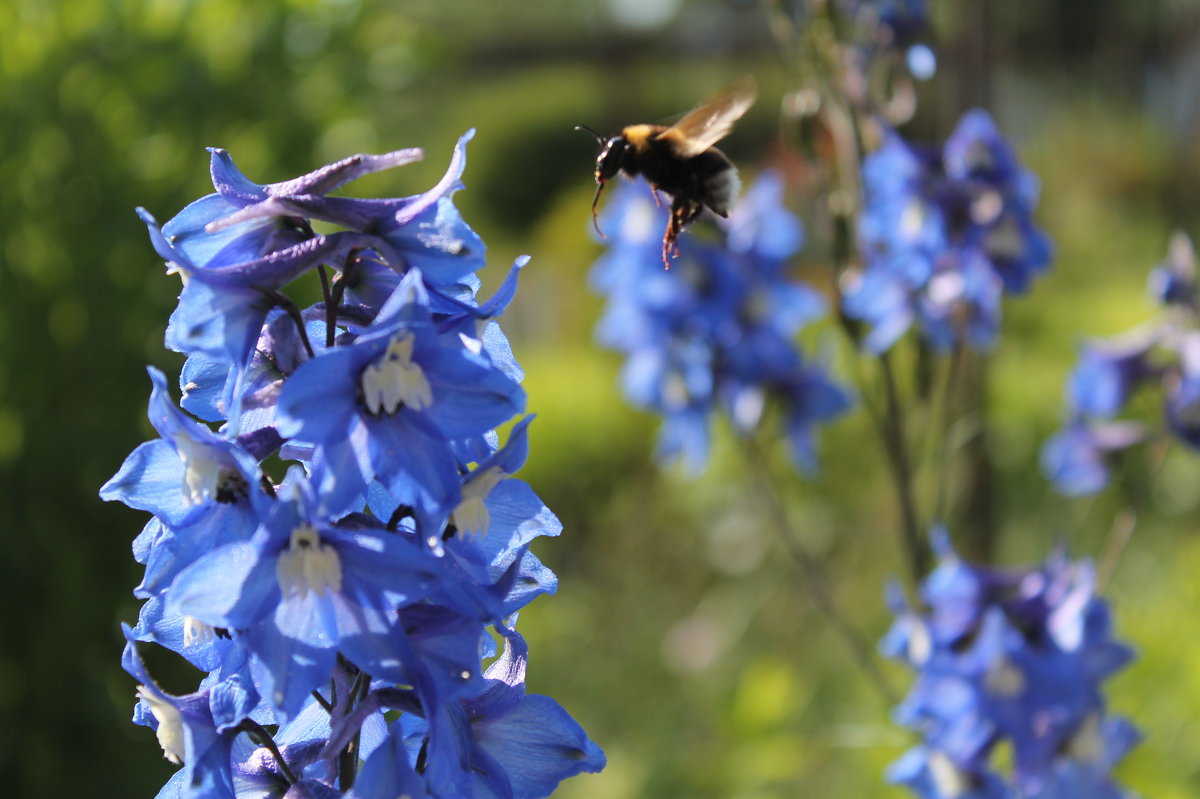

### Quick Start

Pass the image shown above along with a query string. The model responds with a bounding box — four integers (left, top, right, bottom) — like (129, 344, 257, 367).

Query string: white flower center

(905, 618, 932, 666)
(361, 333, 433, 415)
(182, 616, 216, 648)
(662, 370, 690, 410)
(137, 685, 185, 765)
(899, 199, 926, 242)
(174, 436, 224, 506)
(452, 465, 506, 536)
(276, 524, 342, 599)
(172, 436, 246, 506)
(926, 750, 967, 799)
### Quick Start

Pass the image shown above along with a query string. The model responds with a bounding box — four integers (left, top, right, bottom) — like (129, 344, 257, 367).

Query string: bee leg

(661, 198, 698, 269)
(648, 185, 664, 209)
(590, 181, 607, 237)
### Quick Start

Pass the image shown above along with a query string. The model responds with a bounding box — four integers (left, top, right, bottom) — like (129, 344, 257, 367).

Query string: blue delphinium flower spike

(884, 533, 1137, 799)
(106, 135, 603, 797)
(591, 171, 850, 473)
(844, 110, 1052, 353)
(1043, 233, 1200, 495)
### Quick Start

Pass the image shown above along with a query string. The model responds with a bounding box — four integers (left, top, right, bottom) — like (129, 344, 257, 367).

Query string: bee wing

(657, 78, 757, 158)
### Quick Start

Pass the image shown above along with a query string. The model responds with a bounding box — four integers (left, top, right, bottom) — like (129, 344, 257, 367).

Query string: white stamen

(459, 332, 483, 356)
(928, 271, 965, 306)
(276, 524, 342, 600)
(137, 686, 186, 765)
(971, 190, 1003, 226)
(900, 199, 926, 242)
(174, 436, 225, 506)
(165, 262, 190, 286)
(662, 371, 690, 410)
(926, 750, 967, 799)
(361, 333, 433, 415)
(182, 616, 215, 648)
(452, 466, 506, 536)
(906, 618, 932, 666)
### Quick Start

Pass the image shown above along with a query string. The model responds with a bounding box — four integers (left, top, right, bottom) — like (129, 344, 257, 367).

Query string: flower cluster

(843, 110, 1053, 353)
(590, 172, 851, 472)
(1042, 233, 1200, 495)
(102, 133, 604, 798)
(883, 531, 1137, 799)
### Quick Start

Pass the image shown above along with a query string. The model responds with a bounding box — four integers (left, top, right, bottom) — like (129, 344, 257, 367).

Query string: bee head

(575, 125, 626, 184)
(575, 125, 627, 237)
(594, 136, 628, 183)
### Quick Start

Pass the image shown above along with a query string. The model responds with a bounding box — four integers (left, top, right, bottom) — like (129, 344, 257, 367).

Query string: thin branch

(739, 436, 898, 707)
(240, 719, 298, 785)
(264, 289, 314, 359)
(878, 352, 929, 583)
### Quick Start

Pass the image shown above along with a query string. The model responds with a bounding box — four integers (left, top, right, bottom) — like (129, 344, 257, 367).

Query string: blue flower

(402, 632, 606, 799)
(845, 111, 1052, 352)
(1040, 420, 1144, 497)
(884, 532, 1137, 799)
(167, 468, 459, 721)
(1043, 235, 1200, 494)
(115, 134, 603, 797)
(1148, 231, 1196, 308)
(591, 171, 850, 472)
(276, 270, 525, 519)
(122, 625, 241, 798)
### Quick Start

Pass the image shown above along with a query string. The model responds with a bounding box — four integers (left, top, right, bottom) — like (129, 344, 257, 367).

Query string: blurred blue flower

(884, 532, 1137, 799)
(591, 171, 850, 472)
(1043, 233, 1200, 494)
(845, 110, 1052, 353)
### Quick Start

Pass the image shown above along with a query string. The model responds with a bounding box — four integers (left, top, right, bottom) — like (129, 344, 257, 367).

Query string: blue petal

(169, 541, 279, 629)
(346, 722, 429, 799)
(275, 344, 367, 442)
(473, 694, 606, 799)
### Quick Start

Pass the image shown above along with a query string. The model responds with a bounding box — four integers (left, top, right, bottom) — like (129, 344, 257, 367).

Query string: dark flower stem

(240, 719, 298, 785)
(776, 0, 929, 584)
(739, 436, 898, 707)
(318, 264, 335, 348)
(878, 352, 929, 583)
(337, 669, 372, 791)
(265, 289, 315, 359)
(310, 689, 333, 713)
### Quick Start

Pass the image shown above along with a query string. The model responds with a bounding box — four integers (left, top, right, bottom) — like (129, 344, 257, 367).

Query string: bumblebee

(577, 79, 756, 268)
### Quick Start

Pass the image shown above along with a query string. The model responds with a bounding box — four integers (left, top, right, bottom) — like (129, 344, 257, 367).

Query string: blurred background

(2, 0, 1200, 796)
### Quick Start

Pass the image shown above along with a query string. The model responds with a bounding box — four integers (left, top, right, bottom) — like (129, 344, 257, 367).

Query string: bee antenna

(574, 124, 605, 145)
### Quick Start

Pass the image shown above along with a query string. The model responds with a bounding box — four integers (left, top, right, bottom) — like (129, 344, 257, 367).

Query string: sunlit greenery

(3, 0, 1199, 796)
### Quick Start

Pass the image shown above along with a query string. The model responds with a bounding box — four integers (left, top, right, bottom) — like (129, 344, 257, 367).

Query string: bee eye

(596, 139, 624, 180)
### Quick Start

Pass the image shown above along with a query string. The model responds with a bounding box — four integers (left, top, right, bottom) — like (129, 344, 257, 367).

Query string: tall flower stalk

(589, 4, 1141, 799)
(103, 133, 604, 798)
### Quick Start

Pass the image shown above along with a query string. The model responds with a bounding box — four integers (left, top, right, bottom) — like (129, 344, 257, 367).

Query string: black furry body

(590, 124, 740, 266)
(580, 80, 755, 268)
(617, 128, 738, 219)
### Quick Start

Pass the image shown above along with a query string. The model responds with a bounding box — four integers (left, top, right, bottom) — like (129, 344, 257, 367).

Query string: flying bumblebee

(577, 79, 756, 269)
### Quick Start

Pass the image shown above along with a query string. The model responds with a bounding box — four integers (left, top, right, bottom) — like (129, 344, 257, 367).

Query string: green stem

(878, 352, 929, 583)
(739, 436, 898, 707)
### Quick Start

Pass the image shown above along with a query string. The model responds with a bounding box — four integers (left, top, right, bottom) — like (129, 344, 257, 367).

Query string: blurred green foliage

(2, 0, 1199, 796)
